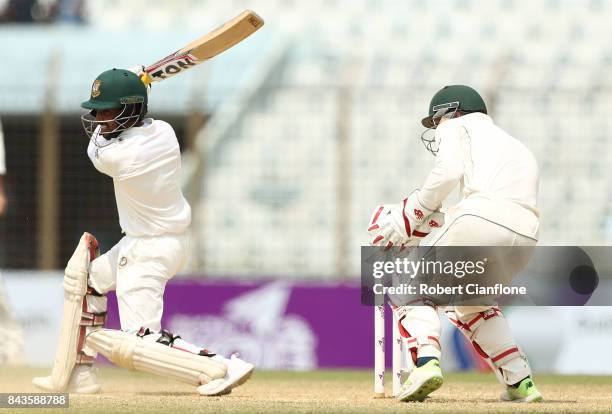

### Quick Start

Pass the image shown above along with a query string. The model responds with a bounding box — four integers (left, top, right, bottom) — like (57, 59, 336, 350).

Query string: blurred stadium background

(1, 0, 612, 377)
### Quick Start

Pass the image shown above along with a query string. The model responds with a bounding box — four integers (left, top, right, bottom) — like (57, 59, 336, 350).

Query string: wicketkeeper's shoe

(500, 377, 543, 402)
(197, 354, 254, 396)
(397, 359, 443, 402)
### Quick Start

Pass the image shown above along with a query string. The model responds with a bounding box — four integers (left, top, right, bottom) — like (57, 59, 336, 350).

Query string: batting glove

(127, 64, 153, 90)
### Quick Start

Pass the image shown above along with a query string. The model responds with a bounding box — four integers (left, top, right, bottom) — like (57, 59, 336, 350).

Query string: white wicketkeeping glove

(403, 211, 444, 247)
(367, 203, 407, 249)
(367, 190, 437, 249)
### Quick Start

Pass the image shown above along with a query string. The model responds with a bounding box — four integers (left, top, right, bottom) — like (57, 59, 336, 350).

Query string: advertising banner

(4, 272, 612, 373)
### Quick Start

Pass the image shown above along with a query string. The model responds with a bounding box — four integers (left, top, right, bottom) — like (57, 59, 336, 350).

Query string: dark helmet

(421, 85, 487, 128)
(82, 68, 148, 110)
(81, 68, 148, 139)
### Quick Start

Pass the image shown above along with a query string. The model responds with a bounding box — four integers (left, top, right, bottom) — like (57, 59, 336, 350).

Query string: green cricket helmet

(81, 68, 148, 139)
(420, 85, 487, 156)
(421, 85, 487, 129)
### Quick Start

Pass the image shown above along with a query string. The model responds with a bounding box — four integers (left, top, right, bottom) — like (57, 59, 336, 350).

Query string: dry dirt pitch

(2, 367, 612, 413)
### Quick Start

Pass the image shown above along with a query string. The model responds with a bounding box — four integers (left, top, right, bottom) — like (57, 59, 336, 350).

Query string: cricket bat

(142, 10, 264, 83)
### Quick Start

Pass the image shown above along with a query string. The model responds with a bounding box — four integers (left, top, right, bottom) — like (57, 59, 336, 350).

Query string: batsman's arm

(87, 137, 135, 179)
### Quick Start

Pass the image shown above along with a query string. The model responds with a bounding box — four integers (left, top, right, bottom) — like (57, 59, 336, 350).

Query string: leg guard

(85, 328, 227, 386)
(395, 301, 442, 361)
(446, 306, 531, 385)
(32, 233, 106, 392)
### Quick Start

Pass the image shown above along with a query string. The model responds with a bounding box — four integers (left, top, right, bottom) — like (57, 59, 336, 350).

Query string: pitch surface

(2, 367, 611, 413)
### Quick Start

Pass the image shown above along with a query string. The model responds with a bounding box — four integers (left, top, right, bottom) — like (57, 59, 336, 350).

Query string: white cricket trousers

(87, 232, 189, 333)
(398, 214, 536, 380)
(429, 213, 537, 315)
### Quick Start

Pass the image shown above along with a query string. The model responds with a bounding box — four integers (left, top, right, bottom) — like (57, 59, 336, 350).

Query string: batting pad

(86, 329, 227, 386)
(46, 233, 97, 390)
(32, 233, 103, 393)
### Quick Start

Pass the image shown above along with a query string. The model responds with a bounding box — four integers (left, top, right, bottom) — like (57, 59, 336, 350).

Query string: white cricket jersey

(419, 113, 540, 239)
(87, 118, 191, 237)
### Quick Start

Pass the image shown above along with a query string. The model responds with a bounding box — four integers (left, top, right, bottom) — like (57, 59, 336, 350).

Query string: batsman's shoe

(32, 365, 100, 394)
(197, 354, 254, 396)
(500, 377, 543, 403)
(67, 365, 101, 394)
(397, 359, 443, 402)
(32, 375, 56, 392)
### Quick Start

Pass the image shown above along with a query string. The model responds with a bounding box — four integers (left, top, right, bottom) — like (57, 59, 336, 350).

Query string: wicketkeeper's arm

(418, 124, 464, 211)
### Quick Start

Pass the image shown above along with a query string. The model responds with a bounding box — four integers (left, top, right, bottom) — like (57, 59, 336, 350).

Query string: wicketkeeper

(368, 85, 543, 402)
(33, 68, 253, 396)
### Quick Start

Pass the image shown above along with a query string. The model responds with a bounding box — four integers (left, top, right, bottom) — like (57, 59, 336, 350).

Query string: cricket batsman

(33, 68, 253, 396)
(368, 85, 543, 402)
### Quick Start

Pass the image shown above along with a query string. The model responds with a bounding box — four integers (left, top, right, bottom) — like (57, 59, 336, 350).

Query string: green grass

(2, 367, 612, 413)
